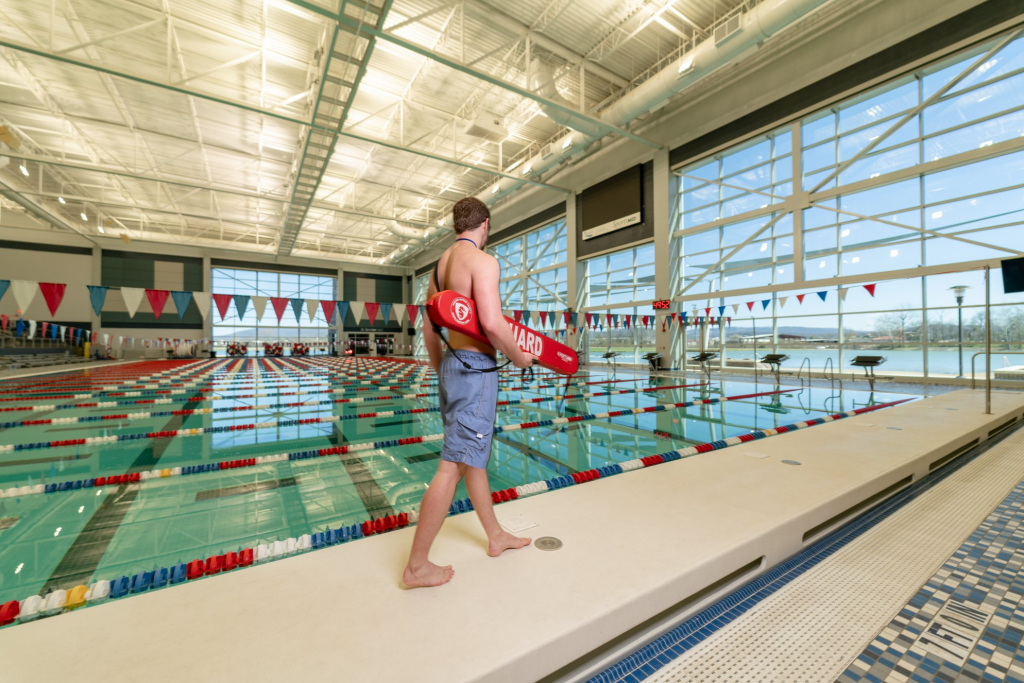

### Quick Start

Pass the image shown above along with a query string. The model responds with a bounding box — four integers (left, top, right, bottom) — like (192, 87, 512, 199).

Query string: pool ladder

(795, 357, 843, 392)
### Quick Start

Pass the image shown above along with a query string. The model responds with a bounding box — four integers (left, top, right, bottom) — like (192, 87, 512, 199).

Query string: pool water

(0, 357, 917, 606)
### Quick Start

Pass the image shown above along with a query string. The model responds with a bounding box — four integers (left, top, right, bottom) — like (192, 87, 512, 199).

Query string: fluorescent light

(491, 184, 499, 194)
(521, 164, 532, 175)
(677, 56, 695, 75)
(561, 137, 573, 150)
(18, 164, 28, 176)
(98, 225, 105, 234)
(58, 196, 65, 204)
(80, 212, 87, 220)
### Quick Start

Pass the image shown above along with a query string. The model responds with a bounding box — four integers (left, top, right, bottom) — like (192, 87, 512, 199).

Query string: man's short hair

(452, 197, 490, 234)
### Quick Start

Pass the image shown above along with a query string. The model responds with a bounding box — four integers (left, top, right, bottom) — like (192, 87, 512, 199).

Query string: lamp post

(949, 285, 970, 377)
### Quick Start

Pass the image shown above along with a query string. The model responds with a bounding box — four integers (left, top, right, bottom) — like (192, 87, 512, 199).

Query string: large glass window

(582, 243, 657, 365)
(488, 218, 569, 316)
(412, 272, 430, 356)
(671, 31, 1024, 377)
(211, 268, 335, 353)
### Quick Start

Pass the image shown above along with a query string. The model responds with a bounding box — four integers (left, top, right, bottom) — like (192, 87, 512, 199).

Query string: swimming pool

(0, 357, 917, 617)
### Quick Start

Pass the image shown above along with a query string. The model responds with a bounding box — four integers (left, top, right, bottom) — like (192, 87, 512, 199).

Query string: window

(488, 218, 569, 315)
(211, 268, 335, 353)
(412, 272, 430, 356)
(582, 243, 657, 364)
(671, 31, 1024, 377)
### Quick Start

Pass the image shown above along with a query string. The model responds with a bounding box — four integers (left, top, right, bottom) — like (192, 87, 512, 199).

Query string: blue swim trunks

(438, 349, 498, 469)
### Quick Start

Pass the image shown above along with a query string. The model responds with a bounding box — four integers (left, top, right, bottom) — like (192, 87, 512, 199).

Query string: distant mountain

(723, 325, 871, 338)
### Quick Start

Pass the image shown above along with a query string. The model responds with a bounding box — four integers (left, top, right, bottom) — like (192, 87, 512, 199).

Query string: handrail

(971, 351, 1024, 388)
(822, 356, 843, 393)
(795, 357, 811, 388)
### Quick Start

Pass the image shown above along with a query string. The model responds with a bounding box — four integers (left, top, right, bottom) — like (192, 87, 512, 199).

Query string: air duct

(409, 0, 833, 260)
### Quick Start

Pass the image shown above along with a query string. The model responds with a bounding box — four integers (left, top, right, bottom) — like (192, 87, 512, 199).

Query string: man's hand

(513, 351, 539, 369)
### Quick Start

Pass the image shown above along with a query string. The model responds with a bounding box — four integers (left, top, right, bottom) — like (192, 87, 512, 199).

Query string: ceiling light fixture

(58, 196, 65, 204)
(18, 164, 28, 176)
(98, 225, 105, 234)
(561, 137, 573, 151)
(677, 56, 695, 75)
(80, 212, 87, 221)
(491, 184, 500, 194)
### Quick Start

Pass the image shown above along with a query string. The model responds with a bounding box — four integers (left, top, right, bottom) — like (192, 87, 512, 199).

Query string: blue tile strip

(588, 426, 1022, 683)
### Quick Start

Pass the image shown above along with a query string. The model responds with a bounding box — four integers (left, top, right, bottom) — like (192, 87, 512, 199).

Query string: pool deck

(3, 388, 1024, 683)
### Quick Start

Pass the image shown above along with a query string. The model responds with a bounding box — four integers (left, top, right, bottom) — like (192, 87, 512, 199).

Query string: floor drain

(535, 537, 562, 551)
(781, 459, 801, 466)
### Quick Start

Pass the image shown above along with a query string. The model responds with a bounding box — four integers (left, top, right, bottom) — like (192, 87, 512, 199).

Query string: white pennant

(393, 305, 406, 326)
(28, 320, 36, 338)
(838, 288, 849, 301)
(11, 280, 37, 312)
(305, 299, 318, 323)
(59, 325, 65, 341)
(121, 287, 145, 318)
(778, 296, 788, 309)
(193, 292, 211, 320)
(252, 296, 268, 321)
(731, 303, 740, 314)
(350, 301, 366, 324)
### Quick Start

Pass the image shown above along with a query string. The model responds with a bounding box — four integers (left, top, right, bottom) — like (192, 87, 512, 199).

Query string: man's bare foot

(488, 531, 532, 557)
(402, 561, 455, 588)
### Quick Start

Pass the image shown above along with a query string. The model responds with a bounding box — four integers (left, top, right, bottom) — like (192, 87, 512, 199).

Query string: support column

(202, 256, 212, 354)
(91, 246, 102, 346)
(566, 192, 584, 364)
(337, 265, 345, 355)
(654, 148, 677, 368)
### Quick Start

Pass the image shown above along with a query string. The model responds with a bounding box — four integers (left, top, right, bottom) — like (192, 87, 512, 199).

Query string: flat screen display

(1003, 257, 1024, 293)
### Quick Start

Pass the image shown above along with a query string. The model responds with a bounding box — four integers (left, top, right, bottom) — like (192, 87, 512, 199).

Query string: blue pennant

(171, 291, 193, 319)
(336, 300, 350, 324)
(234, 294, 250, 319)
(87, 285, 108, 316)
(290, 298, 304, 323)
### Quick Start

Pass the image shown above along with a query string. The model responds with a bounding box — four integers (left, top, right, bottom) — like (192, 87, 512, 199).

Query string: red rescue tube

(426, 290, 578, 376)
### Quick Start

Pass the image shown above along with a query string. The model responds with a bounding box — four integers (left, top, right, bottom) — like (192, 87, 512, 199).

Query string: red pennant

(0, 314, 7, 331)
(270, 297, 289, 322)
(585, 313, 593, 327)
(41, 322, 49, 337)
(746, 301, 755, 311)
(705, 307, 711, 317)
(406, 304, 419, 325)
(38, 283, 67, 316)
(796, 294, 806, 304)
(320, 300, 337, 322)
(365, 302, 380, 325)
(91, 332, 97, 344)
(513, 310, 522, 323)
(727, 317, 732, 325)
(624, 316, 630, 329)
(669, 313, 676, 323)
(606, 314, 613, 327)
(564, 311, 572, 326)
(643, 315, 649, 328)
(864, 284, 876, 297)
(145, 289, 170, 320)
(212, 294, 233, 321)
(539, 311, 548, 326)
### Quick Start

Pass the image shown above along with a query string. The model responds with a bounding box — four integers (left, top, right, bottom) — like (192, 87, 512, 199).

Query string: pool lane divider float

(1, 383, 710, 494)
(0, 377, 678, 427)
(0, 375, 652, 415)
(0, 397, 912, 629)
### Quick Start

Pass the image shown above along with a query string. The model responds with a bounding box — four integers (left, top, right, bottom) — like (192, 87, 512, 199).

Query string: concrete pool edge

(1, 389, 1022, 683)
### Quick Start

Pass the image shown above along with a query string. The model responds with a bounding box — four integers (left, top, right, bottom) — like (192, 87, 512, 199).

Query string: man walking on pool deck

(402, 197, 538, 589)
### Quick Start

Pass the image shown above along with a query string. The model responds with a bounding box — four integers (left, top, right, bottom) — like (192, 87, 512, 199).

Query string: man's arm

(423, 285, 444, 371)
(473, 255, 536, 368)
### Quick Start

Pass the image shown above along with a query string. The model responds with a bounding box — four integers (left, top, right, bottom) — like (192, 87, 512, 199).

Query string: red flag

(727, 317, 732, 325)
(564, 311, 572, 326)
(539, 311, 548, 326)
(669, 313, 676, 323)
(0, 314, 7, 330)
(624, 316, 630, 329)
(796, 294, 806, 304)
(705, 307, 711, 317)
(406, 304, 419, 325)
(145, 289, 170, 320)
(642, 315, 649, 327)
(212, 294, 233, 321)
(41, 322, 49, 337)
(864, 284, 876, 297)
(606, 314, 613, 327)
(585, 313, 593, 327)
(270, 297, 289, 322)
(746, 301, 755, 311)
(38, 283, 66, 316)
(320, 300, 337, 322)
(365, 302, 380, 325)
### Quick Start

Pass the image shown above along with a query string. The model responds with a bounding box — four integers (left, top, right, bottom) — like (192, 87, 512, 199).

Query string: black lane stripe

(331, 424, 395, 519)
(39, 389, 203, 595)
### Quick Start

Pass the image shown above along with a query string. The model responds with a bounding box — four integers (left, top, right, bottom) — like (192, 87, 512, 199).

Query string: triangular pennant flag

(233, 294, 250, 319)
(350, 301, 366, 324)
(122, 287, 145, 318)
(212, 293, 233, 321)
(570, 313, 578, 327)
(252, 296, 268, 321)
(837, 288, 849, 301)
(585, 313, 593, 328)
(778, 296, 788, 308)
(270, 297, 289, 322)
(816, 291, 827, 302)
(365, 302, 380, 325)
(16, 319, 24, 337)
(41, 322, 49, 338)
(0, 280, 8, 304)
(320, 300, 337, 323)
(2, 313, 10, 331)
(393, 304, 405, 326)
(290, 299, 304, 323)
(762, 299, 771, 310)
(731, 303, 740, 315)
(523, 310, 531, 327)
(145, 289, 170, 320)
(796, 294, 806, 304)
(380, 302, 392, 325)
(193, 292, 211, 320)
(606, 314, 613, 327)
(405, 304, 418, 326)
(718, 306, 726, 316)
(29, 320, 37, 338)
(705, 307, 712, 317)
(513, 310, 522, 323)
(539, 311, 548, 327)
(39, 283, 66, 316)
(11, 280, 37, 312)
(171, 291, 193, 319)
(304, 299, 318, 323)
(746, 301, 755, 311)
(864, 284, 876, 297)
